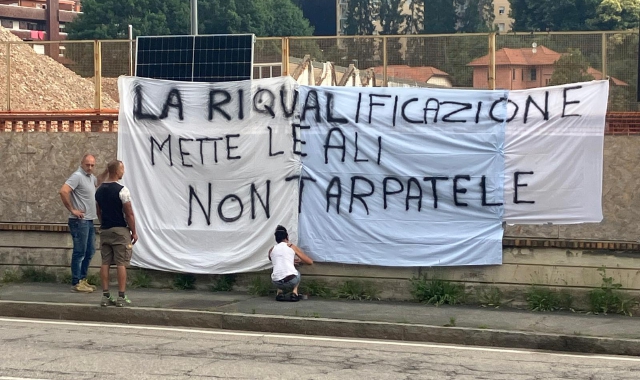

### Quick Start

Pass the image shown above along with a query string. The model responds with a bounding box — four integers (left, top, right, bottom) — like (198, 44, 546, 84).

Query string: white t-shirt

(270, 242, 298, 281)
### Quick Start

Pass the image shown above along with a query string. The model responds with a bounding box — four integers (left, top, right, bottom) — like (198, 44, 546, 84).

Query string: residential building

(467, 45, 627, 90)
(493, 0, 512, 32)
(370, 64, 452, 87)
(335, 0, 514, 35)
(0, 0, 80, 45)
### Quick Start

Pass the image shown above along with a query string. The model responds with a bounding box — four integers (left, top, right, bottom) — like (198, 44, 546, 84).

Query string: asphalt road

(0, 317, 638, 380)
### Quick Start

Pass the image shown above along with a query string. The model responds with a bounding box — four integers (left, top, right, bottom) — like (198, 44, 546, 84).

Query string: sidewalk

(1, 283, 639, 356)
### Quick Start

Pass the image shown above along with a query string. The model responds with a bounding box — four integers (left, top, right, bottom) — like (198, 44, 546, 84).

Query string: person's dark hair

(275, 229, 288, 243)
(275, 225, 287, 233)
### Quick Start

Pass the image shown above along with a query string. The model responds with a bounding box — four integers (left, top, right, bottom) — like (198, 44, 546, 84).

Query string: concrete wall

(1, 229, 639, 311)
(1, 132, 638, 242)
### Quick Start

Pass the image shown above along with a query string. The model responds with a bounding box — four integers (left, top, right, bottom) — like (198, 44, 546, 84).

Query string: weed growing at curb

(2, 269, 21, 283)
(299, 279, 333, 298)
(410, 275, 466, 306)
(19, 266, 57, 283)
(248, 276, 273, 296)
(130, 270, 152, 289)
(173, 273, 197, 290)
(588, 267, 635, 316)
(479, 286, 505, 308)
(444, 317, 457, 327)
(210, 274, 236, 292)
(337, 280, 380, 301)
(525, 286, 573, 312)
(58, 272, 73, 284)
(85, 273, 100, 287)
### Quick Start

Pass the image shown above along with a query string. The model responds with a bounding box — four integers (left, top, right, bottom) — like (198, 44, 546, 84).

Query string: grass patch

(58, 272, 73, 284)
(173, 273, 197, 290)
(19, 266, 57, 283)
(589, 267, 635, 316)
(410, 275, 466, 306)
(478, 286, 505, 308)
(337, 280, 380, 301)
(248, 276, 274, 296)
(525, 286, 573, 312)
(2, 269, 21, 283)
(210, 274, 236, 292)
(130, 270, 152, 289)
(299, 279, 334, 298)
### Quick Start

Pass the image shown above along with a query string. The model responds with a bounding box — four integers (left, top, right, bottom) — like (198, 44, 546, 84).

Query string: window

(499, 6, 505, 14)
(512, 69, 515, 80)
(498, 23, 505, 32)
(530, 68, 537, 81)
(1, 19, 13, 29)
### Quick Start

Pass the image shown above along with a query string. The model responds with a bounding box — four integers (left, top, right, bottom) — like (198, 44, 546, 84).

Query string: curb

(1, 300, 639, 356)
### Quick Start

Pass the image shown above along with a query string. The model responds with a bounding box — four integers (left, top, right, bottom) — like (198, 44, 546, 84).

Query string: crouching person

(95, 160, 138, 307)
(269, 225, 313, 302)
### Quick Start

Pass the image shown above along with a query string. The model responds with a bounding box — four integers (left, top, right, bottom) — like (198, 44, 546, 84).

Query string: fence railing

(0, 31, 636, 113)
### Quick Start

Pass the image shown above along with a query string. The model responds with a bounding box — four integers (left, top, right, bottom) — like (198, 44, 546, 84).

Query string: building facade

(0, 0, 80, 46)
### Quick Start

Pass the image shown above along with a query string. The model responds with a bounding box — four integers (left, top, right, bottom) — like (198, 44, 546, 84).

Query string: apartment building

(0, 0, 80, 46)
(335, 0, 514, 35)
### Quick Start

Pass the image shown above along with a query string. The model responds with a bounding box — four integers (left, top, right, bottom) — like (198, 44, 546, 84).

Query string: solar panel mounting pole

(190, 0, 198, 35)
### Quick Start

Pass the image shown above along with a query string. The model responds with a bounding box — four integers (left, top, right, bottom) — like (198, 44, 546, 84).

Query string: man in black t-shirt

(95, 160, 138, 307)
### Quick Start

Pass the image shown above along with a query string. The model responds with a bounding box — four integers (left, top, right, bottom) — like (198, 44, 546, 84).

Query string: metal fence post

(94, 40, 102, 112)
(282, 37, 290, 76)
(6, 42, 10, 112)
(601, 32, 607, 78)
(488, 33, 496, 90)
(382, 36, 388, 87)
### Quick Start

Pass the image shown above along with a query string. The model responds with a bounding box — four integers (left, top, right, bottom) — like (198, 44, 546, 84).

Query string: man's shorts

(272, 273, 300, 289)
(100, 227, 132, 266)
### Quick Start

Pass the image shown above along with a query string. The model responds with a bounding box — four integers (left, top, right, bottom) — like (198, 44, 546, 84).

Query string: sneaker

(71, 282, 94, 293)
(81, 279, 97, 291)
(116, 295, 132, 307)
(100, 295, 116, 307)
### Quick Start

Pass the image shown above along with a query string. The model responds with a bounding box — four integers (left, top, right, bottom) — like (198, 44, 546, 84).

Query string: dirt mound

(0, 27, 119, 111)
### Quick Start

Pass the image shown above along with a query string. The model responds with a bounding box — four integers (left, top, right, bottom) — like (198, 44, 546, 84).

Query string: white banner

(118, 78, 608, 271)
(504, 81, 609, 224)
(297, 86, 509, 266)
(118, 76, 301, 273)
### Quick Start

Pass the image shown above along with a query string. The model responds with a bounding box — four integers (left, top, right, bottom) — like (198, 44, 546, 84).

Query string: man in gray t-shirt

(59, 154, 98, 293)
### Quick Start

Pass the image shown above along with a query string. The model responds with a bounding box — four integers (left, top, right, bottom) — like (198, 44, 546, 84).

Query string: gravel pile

(0, 26, 119, 111)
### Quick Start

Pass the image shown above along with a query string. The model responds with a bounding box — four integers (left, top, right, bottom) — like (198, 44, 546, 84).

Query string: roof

(369, 65, 450, 83)
(587, 67, 628, 86)
(468, 46, 561, 67)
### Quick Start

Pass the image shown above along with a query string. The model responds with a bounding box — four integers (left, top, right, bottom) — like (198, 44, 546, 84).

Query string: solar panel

(135, 34, 255, 82)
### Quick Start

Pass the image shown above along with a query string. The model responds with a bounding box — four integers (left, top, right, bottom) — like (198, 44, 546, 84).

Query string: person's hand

(131, 232, 138, 245)
(71, 209, 85, 218)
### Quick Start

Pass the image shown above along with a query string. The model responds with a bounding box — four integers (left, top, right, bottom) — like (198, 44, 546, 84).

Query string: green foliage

(173, 273, 197, 290)
(337, 280, 380, 301)
(410, 275, 466, 306)
(130, 270, 152, 289)
(19, 266, 58, 283)
(248, 276, 274, 296)
(525, 286, 573, 312)
(59, 272, 73, 285)
(455, 0, 495, 33)
(549, 48, 596, 85)
(67, 0, 190, 40)
(589, 267, 635, 316)
(298, 279, 334, 298)
(85, 273, 100, 287)
(423, 0, 455, 33)
(210, 274, 236, 292)
(379, 0, 405, 64)
(2, 269, 21, 283)
(478, 286, 504, 308)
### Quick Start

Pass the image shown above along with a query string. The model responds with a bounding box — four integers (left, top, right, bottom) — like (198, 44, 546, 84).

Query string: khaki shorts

(100, 227, 132, 266)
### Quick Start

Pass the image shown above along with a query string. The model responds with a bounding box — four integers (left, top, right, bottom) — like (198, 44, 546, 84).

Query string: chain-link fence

(0, 31, 636, 112)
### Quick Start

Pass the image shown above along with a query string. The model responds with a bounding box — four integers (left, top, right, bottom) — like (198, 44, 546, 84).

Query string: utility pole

(190, 0, 198, 35)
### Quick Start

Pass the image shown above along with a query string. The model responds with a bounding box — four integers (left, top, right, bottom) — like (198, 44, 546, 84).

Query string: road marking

(1, 317, 639, 362)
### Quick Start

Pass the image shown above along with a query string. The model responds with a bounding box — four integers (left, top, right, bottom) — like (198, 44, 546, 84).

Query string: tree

(587, 0, 640, 30)
(456, 0, 495, 33)
(292, 0, 337, 36)
(549, 48, 596, 85)
(509, 0, 601, 31)
(379, 0, 406, 64)
(66, 0, 190, 39)
(343, 0, 379, 68)
(200, 0, 313, 36)
(423, 0, 455, 34)
(404, 0, 425, 66)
